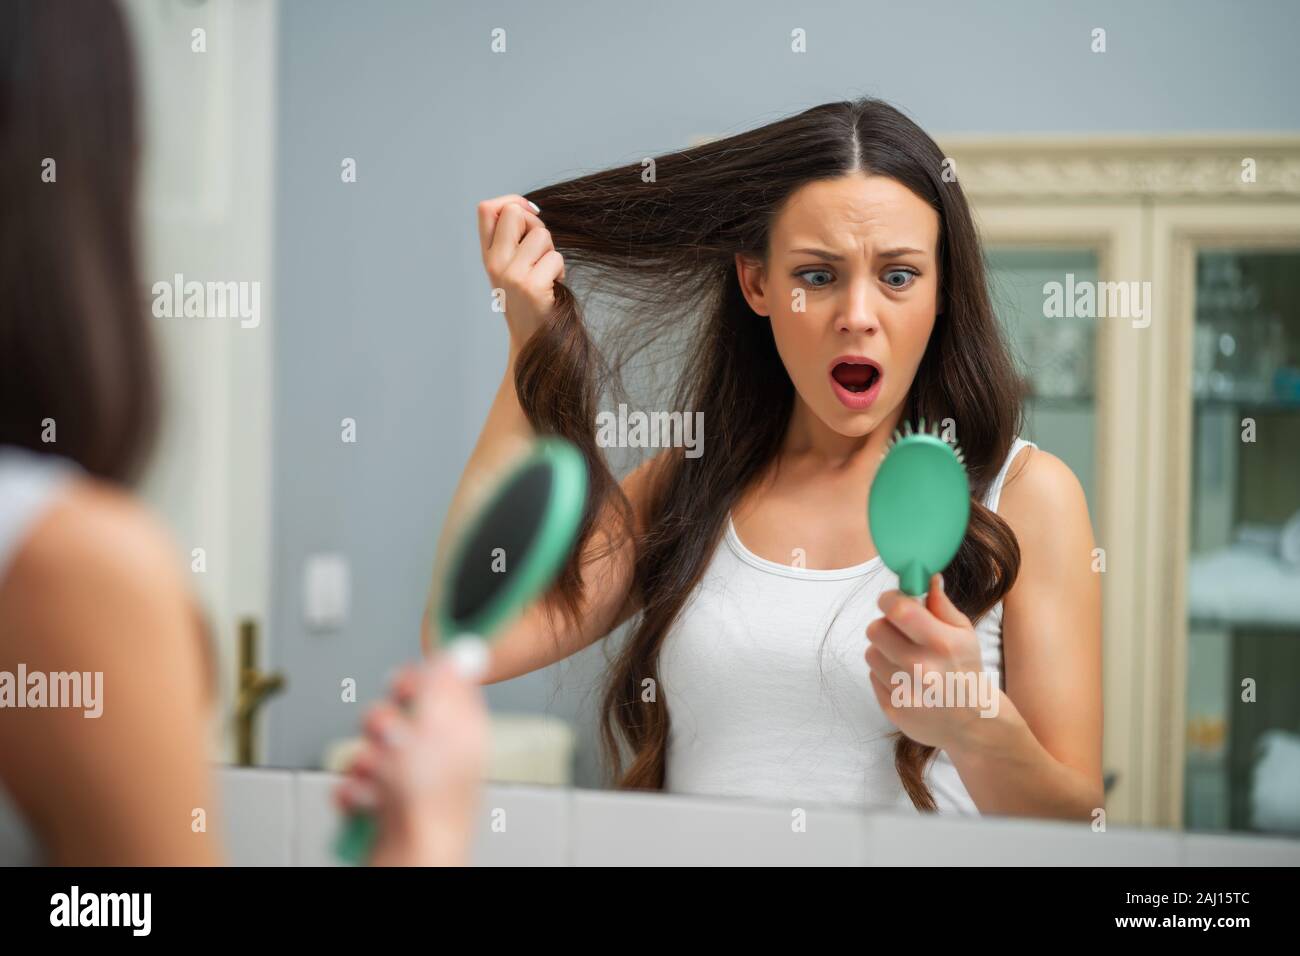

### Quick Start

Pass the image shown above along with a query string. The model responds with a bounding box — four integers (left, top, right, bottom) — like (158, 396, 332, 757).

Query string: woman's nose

(837, 280, 881, 335)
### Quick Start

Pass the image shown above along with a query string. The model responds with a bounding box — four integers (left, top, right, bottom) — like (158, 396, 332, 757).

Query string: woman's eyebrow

(788, 245, 928, 260)
(790, 247, 843, 260)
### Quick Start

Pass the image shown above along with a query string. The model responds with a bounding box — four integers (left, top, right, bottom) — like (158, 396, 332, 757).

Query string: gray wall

(267, 0, 1300, 770)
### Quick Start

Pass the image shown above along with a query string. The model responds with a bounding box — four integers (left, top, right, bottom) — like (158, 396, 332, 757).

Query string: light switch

(303, 553, 350, 631)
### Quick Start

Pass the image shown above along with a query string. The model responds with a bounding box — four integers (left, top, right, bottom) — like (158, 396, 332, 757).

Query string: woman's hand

(864, 573, 1003, 753)
(477, 194, 566, 356)
(334, 654, 489, 866)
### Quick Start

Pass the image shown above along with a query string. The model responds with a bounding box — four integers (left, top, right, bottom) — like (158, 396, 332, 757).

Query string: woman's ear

(733, 252, 770, 317)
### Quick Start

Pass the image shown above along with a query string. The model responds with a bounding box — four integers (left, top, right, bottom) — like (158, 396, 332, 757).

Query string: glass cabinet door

(986, 248, 1100, 525)
(1184, 249, 1300, 836)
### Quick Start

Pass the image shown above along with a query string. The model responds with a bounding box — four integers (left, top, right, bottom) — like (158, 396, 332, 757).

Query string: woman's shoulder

(0, 478, 193, 661)
(12, 478, 181, 584)
(0, 477, 218, 865)
(996, 443, 1091, 537)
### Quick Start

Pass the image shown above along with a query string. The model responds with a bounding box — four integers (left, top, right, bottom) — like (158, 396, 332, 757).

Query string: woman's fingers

(362, 701, 407, 749)
(477, 196, 563, 349)
(865, 615, 919, 671)
(864, 644, 901, 693)
(476, 194, 536, 256)
(412, 656, 490, 782)
(484, 209, 548, 284)
(414, 654, 476, 728)
(482, 201, 544, 272)
(506, 222, 556, 279)
(344, 653, 488, 866)
(924, 573, 971, 628)
(335, 777, 378, 811)
(533, 249, 566, 287)
(345, 746, 379, 779)
(483, 203, 527, 273)
(877, 588, 947, 650)
(389, 664, 421, 706)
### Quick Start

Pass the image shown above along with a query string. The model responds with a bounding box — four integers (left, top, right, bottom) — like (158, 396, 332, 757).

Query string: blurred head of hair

(0, 0, 157, 483)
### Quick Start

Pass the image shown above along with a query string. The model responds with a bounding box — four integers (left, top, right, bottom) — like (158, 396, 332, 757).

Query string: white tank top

(659, 437, 1035, 814)
(0, 445, 80, 864)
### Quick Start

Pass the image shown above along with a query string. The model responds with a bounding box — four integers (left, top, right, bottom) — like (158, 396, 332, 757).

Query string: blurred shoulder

(15, 477, 182, 585)
(0, 477, 192, 656)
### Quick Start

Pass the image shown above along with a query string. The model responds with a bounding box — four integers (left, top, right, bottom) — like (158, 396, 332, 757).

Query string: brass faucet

(234, 618, 285, 766)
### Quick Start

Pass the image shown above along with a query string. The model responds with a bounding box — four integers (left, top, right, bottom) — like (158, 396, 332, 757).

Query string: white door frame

(123, 0, 278, 762)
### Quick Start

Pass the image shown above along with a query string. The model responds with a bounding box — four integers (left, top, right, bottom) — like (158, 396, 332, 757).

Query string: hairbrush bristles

(880, 419, 967, 471)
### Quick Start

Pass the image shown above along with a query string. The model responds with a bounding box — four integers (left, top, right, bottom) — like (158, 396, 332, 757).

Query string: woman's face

(736, 173, 941, 439)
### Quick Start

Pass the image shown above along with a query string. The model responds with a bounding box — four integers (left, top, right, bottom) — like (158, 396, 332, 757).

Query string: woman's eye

(797, 269, 834, 288)
(883, 268, 917, 290)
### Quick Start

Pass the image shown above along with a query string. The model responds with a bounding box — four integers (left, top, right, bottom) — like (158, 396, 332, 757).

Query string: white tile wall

(213, 768, 1300, 867)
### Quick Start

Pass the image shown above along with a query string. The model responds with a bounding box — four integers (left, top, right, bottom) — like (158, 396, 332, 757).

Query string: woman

(444, 98, 1103, 818)
(0, 0, 485, 866)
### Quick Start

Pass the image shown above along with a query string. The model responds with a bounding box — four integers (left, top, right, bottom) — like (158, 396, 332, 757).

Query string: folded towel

(1251, 730, 1300, 834)
(1280, 511, 1300, 568)
(1234, 523, 1280, 550)
(1188, 542, 1300, 627)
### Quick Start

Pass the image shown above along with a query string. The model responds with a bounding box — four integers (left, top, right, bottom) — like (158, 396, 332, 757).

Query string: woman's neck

(779, 395, 905, 474)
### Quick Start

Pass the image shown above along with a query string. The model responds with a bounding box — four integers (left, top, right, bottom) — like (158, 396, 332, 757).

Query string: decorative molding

(938, 135, 1300, 200)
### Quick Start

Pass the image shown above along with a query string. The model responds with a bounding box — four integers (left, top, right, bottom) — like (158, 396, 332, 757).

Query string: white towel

(1252, 730, 1300, 833)
(1279, 511, 1300, 568)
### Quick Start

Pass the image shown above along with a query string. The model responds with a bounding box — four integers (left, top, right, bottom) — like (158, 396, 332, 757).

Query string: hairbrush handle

(335, 811, 380, 866)
(898, 561, 930, 598)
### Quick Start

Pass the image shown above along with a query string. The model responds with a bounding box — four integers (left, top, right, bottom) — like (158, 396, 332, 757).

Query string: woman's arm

(0, 483, 222, 865)
(469, 448, 668, 683)
(421, 195, 555, 618)
(945, 447, 1105, 820)
(422, 195, 667, 682)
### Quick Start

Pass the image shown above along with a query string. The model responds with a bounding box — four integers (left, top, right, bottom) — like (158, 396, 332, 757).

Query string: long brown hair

(0, 0, 158, 483)
(516, 97, 1022, 810)
(0, 0, 221, 699)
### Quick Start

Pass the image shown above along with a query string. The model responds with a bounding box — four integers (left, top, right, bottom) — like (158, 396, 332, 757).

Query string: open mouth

(830, 361, 880, 393)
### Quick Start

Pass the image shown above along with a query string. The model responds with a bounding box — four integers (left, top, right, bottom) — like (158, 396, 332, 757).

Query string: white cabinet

(946, 134, 1300, 830)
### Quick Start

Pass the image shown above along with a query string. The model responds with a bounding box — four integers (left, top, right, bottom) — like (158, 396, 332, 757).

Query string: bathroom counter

(217, 766, 1300, 866)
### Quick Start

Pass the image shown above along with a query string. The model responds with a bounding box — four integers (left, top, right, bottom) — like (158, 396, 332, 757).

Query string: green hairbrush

(334, 437, 589, 866)
(867, 419, 970, 596)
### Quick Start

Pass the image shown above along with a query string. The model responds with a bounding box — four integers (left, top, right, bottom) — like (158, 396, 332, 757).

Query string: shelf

(1193, 395, 1300, 412)
(1024, 394, 1095, 409)
(1188, 544, 1300, 631)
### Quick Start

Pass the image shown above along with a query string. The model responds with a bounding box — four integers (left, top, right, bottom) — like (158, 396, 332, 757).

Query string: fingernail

(937, 573, 945, 592)
(527, 200, 540, 213)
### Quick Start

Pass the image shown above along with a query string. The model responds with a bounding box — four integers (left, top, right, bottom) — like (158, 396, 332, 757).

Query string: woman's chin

(791, 387, 894, 441)
(815, 403, 883, 438)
